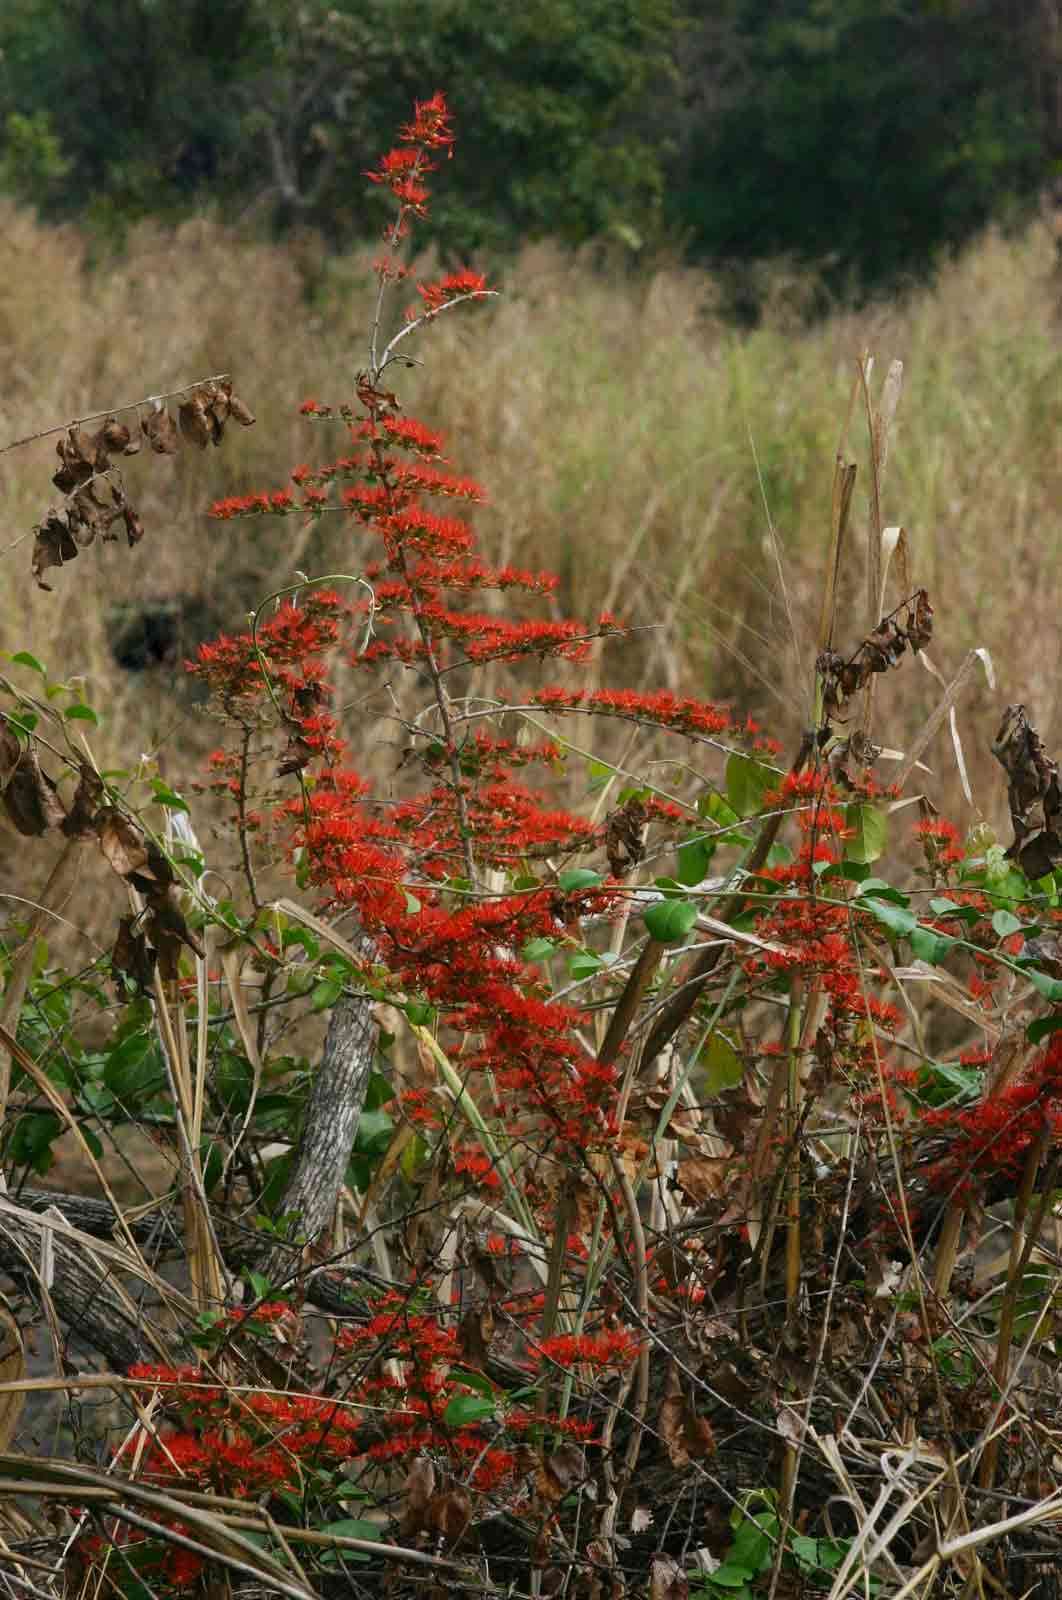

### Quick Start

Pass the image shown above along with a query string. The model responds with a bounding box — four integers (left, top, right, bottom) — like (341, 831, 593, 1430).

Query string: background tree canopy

(0, 0, 1058, 302)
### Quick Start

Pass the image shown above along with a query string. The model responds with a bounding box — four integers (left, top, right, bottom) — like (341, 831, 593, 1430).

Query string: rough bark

(0, 1201, 184, 1370)
(257, 992, 377, 1287)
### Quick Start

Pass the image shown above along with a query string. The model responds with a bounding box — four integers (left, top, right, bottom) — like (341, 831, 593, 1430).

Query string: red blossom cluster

(920, 1035, 1062, 1193)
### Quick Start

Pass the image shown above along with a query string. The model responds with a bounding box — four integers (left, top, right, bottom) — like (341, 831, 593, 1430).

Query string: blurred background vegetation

(0, 0, 1059, 851)
(1, 0, 1059, 302)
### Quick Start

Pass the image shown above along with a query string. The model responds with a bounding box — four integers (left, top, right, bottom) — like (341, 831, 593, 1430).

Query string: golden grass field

(0, 204, 1059, 862)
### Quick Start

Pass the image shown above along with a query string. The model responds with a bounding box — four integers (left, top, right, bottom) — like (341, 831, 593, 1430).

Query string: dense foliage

(0, 0, 1057, 295)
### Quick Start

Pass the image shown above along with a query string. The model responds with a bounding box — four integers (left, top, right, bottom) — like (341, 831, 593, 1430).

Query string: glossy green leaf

(443, 1393, 496, 1426)
(644, 897, 698, 944)
(908, 926, 958, 965)
(11, 651, 46, 676)
(862, 897, 918, 938)
(557, 868, 603, 892)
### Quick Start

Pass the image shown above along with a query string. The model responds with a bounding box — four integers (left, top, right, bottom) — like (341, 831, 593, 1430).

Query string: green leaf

(644, 897, 698, 944)
(706, 1565, 755, 1589)
(725, 753, 774, 819)
(11, 651, 46, 676)
(915, 1060, 983, 1107)
(450, 1368, 497, 1397)
(845, 802, 887, 864)
(328, 1519, 383, 1541)
(9, 1111, 61, 1175)
(64, 703, 98, 724)
(930, 897, 979, 923)
(354, 1109, 394, 1156)
(364, 1070, 395, 1112)
(862, 897, 918, 938)
(404, 999, 436, 1026)
(150, 780, 188, 811)
(1027, 1014, 1062, 1045)
(312, 976, 344, 1012)
(676, 833, 714, 885)
(569, 949, 603, 978)
(701, 1031, 743, 1095)
(522, 937, 556, 962)
(557, 868, 603, 893)
(214, 1051, 254, 1112)
(1025, 968, 1062, 1003)
(908, 926, 958, 965)
(443, 1393, 496, 1427)
(991, 908, 1023, 939)
(586, 757, 613, 794)
(80, 1125, 103, 1159)
(103, 1032, 167, 1104)
(857, 878, 910, 905)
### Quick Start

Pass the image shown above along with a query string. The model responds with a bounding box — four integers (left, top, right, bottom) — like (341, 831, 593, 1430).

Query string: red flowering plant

(6, 93, 1062, 1600)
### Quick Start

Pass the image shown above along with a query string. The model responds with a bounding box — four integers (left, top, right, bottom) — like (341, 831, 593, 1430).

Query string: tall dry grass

(1, 204, 1059, 837)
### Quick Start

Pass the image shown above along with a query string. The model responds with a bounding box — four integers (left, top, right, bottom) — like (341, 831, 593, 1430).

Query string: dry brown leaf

(650, 1556, 688, 1600)
(141, 406, 180, 455)
(537, 1443, 584, 1504)
(62, 765, 103, 839)
(228, 391, 255, 427)
(2, 746, 66, 835)
(456, 1302, 494, 1364)
(101, 416, 133, 453)
(0, 727, 21, 792)
(659, 1362, 715, 1468)
(112, 913, 156, 993)
(399, 1455, 436, 1537)
(179, 393, 213, 449)
(96, 808, 152, 881)
(674, 1156, 732, 1206)
(32, 509, 78, 589)
(424, 1486, 472, 1546)
(277, 732, 314, 777)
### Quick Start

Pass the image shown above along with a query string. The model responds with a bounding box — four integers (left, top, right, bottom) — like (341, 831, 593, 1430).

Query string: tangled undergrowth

(1, 93, 1062, 1600)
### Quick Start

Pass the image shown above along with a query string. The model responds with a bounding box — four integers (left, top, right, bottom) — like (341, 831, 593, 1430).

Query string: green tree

(667, 0, 1049, 304)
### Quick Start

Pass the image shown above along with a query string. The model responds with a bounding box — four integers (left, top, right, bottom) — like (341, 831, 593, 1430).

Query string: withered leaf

(179, 394, 213, 449)
(905, 588, 933, 652)
(147, 892, 205, 960)
(112, 913, 156, 993)
(0, 726, 21, 792)
(537, 1444, 584, 1504)
(32, 510, 78, 590)
(456, 1302, 494, 1364)
(141, 406, 180, 455)
(277, 732, 314, 777)
(62, 764, 104, 838)
(228, 391, 255, 427)
(606, 793, 647, 878)
(101, 417, 133, 454)
(992, 705, 1062, 880)
(424, 1486, 472, 1546)
(95, 808, 151, 881)
(399, 1455, 436, 1537)
(650, 1557, 688, 1600)
(2, 746, 66, 835)
(659, 1363, 715, 1468)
